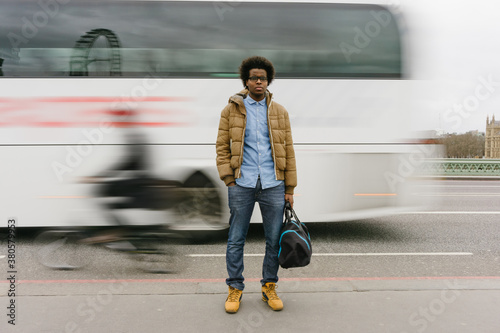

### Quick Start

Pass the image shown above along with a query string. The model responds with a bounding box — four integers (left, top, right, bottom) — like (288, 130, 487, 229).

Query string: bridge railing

(418, 159, 500, 177)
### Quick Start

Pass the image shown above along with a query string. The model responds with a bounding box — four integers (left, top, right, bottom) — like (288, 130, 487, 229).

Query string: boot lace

(265, 284, 280, 300)
(228, 288, 241, 302)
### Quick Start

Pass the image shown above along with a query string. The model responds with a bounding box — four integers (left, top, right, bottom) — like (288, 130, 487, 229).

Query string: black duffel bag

(278, 202, 312, 269)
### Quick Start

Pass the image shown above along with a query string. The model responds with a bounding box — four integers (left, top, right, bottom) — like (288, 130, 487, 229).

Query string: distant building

(485, 115, 500, 158)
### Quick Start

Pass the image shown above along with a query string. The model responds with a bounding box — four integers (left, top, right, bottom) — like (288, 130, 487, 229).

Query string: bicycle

(35, 176, 207, 274)
(35, 225, 186, 274)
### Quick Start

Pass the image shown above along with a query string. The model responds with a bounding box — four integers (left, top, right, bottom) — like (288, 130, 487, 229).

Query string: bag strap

(285, 202, 311, 241)
(283, 202, 291, 226)
(285, 201, 300, 223)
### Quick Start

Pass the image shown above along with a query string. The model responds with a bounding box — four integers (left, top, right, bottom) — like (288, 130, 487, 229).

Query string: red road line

(4, 276, 500, 284)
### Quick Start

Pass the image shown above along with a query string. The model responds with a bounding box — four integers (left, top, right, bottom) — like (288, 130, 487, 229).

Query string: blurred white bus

(0, 0, 437, 230)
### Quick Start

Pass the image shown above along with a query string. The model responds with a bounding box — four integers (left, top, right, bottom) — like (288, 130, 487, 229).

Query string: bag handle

(284, 201, 310, 240)
(285, 201, 300, 223)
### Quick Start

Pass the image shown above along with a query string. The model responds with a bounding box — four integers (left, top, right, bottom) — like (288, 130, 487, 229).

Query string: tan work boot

(261, 282, 283, 311)
(225, 286, 243, 313)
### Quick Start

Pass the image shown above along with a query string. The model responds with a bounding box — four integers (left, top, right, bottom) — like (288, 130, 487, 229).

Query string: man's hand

(227, 182, 236, 187)
(285, 194, 294, 208)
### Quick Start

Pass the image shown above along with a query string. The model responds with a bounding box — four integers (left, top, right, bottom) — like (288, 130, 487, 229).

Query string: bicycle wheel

(35, 230, 91, 270)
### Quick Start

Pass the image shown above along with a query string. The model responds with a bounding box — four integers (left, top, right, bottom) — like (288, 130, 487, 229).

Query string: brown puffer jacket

(216, 89, 297, 195)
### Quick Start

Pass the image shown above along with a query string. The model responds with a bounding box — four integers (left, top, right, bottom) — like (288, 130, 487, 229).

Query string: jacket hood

(228, 89, 273, 108)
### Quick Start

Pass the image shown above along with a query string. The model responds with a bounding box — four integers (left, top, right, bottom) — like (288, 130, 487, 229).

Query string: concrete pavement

(2, 277, 500, 333)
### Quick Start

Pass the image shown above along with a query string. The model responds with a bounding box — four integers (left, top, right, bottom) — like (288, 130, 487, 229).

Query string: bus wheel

(175, 172, 225, 233)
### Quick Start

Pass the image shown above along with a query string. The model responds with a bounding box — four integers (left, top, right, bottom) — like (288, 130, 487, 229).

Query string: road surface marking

(187, 252, 472, 258)
(404, 211, 500, 214)
(421, 194, 500, 196)
(4, 276, 500, 285)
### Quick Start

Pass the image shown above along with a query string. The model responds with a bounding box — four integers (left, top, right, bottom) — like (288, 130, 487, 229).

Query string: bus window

(0, 1, 401, 78)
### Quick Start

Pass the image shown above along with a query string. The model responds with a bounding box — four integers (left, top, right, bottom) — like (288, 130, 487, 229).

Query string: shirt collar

(245, 95, 266, 106)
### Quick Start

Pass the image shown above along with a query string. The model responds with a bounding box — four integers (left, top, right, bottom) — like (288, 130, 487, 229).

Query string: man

(216, 56, 297, 313)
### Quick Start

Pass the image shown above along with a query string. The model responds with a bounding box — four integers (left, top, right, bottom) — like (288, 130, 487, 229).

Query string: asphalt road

(2, 179, 500, 332)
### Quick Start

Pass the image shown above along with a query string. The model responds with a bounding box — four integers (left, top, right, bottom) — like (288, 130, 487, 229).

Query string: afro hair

(239, 56, 275, 87)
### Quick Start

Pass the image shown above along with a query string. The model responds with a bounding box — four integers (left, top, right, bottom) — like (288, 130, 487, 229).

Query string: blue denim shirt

(236, 96, 283, 189)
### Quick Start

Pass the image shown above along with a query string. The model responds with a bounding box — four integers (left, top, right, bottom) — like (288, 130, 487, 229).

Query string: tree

(438, 132, 485, 158)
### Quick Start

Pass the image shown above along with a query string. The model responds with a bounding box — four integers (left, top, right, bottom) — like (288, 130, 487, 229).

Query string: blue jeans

(226, 179, 285, 291)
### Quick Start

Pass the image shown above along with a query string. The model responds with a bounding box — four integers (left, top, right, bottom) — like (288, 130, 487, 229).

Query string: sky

(400, 0, 500, 134)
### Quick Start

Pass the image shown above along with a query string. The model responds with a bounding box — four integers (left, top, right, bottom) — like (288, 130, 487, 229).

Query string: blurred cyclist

(81, 109, 159, 244)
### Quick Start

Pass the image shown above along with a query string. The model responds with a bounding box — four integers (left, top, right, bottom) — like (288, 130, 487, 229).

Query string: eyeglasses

(248, 76, 268, 82)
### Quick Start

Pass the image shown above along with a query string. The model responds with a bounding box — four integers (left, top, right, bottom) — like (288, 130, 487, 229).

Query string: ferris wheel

(70, 28, 122, 76)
